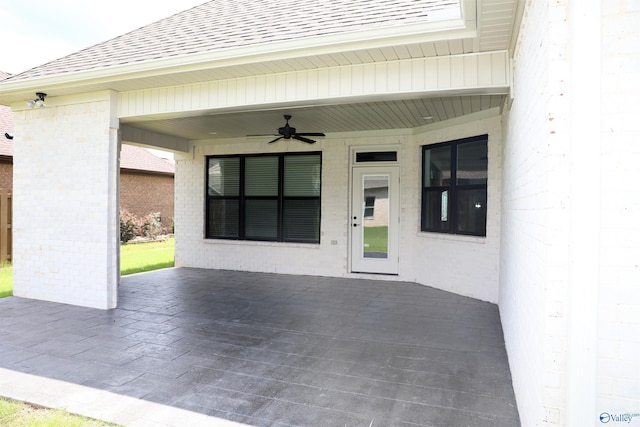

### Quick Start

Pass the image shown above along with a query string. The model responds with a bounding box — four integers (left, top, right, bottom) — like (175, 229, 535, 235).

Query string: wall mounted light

(26, 92, 47, 109)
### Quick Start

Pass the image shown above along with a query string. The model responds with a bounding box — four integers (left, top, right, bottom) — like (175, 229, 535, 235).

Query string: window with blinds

(206, 152, 321, 243)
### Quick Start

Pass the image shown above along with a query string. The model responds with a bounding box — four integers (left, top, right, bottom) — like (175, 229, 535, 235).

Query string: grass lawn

(363, 225, 388, 253)
(0, 262, 12, 298)
(0, 238, 175, 298)
(120, 237, 175, 275)
(0, 397, 120, 426)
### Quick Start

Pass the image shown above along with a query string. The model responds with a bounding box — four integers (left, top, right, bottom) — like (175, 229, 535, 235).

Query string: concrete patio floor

(0, 268, 520, 426)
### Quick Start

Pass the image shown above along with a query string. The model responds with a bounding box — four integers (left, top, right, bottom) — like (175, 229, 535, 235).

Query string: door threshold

(350, 271, 399, 276)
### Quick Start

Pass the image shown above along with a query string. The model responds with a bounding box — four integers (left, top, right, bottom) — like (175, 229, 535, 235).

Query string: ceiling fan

(249, 114, 325, 144)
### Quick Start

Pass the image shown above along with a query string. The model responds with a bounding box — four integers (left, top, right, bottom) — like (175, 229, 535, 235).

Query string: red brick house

(119, 144, 174, 231)
(1, 102, 174, 230)
(0, 81, 13, 190)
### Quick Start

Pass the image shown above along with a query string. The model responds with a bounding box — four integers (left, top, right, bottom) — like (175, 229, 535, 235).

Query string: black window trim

(421, 134, 488, 237)
(205, 151, 322, 244)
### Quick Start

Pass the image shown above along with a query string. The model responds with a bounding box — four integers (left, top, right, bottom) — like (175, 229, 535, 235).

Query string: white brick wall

(500, 0, 558, 425)
(597, 0, 640, 418)
(175, 115, 502, 303)
(12, 93, 119, 309)
(175, 138, 351, 277)
(408, 116, 502, 303)
(501, 1, 640, 425)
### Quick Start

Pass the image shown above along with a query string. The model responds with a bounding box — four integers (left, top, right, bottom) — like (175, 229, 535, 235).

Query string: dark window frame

(206, 151, 322, 244)
(355, 151, 398, 163)
(421, 135, 488, 237)
(363, 196, 376, 218)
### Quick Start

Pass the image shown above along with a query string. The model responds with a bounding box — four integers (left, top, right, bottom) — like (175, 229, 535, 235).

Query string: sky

(0, 0, 207, 75)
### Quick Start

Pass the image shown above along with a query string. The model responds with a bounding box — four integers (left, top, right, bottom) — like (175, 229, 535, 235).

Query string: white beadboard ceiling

(119, 0, 519, 143)
(125, 96, 506, 141)
(0, 1, 519, 144)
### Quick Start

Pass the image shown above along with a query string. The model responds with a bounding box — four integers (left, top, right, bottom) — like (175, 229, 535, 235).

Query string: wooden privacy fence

(0, 189, 11, 262)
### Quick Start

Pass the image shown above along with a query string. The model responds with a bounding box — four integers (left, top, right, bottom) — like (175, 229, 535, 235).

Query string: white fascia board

(9, 90, 116, 112)
(0, 18, 477, 98)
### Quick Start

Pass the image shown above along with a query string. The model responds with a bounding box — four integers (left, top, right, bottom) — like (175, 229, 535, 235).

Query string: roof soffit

(0, 0, 524, 105)
(0, 0, 521, 141)
(0, 3, 478, 103)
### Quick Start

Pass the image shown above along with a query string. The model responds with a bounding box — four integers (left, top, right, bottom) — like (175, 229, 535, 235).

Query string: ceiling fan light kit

(248, 115, 325, 144)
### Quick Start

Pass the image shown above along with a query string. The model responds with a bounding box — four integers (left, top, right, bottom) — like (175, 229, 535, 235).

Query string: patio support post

(566, 1, 601, 424)
(12, 91, 120, 309)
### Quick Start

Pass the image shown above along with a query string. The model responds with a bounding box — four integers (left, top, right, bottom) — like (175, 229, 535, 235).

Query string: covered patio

(0, 268, 518, 426)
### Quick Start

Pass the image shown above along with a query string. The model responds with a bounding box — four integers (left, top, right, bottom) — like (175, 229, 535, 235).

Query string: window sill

(417, 232, 486, 244)
(203, 239, 320, 249)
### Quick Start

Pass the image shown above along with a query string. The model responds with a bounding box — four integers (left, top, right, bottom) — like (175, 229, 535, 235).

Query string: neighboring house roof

(1, 68, 173, 172)
(3, 0, 460, 82)
(120, 144, 175, 175)
(0, 105, 172, 171)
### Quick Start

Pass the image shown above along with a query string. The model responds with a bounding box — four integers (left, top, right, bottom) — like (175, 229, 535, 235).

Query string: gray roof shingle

(120, 145, 175, 175)
(4, 0, 459, 82)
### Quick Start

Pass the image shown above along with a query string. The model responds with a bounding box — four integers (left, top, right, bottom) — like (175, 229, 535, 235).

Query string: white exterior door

(350, 166, 399, 274)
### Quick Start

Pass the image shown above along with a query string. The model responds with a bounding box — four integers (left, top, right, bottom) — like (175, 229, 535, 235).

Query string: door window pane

(245, 156, 278, 196)
(363, 175, 389, 258)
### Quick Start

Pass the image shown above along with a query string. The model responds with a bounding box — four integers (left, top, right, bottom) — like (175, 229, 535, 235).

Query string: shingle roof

(120, 145, 175, 175)
(0, 72, 173, 169)
(0, 116, 173, 172)
(4, 0, 459, 82)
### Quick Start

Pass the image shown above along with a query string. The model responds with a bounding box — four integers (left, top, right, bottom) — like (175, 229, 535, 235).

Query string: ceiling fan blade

(296, 132, 325, 137)
(293, 135, 316, 144)
(247, 134, 279, 137)
(268, 136, 284, 144)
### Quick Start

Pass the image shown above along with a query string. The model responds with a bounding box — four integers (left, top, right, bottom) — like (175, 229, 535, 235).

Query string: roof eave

(0, 18, 476, 103)
(120, 167, 174, 177)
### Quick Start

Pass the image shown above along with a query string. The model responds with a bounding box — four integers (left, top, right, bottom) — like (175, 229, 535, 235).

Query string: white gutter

(0, 17, 475, 97)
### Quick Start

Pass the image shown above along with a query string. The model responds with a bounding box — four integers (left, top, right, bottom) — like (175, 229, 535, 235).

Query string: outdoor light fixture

(26, 92, 47, 109)
(4, 133, 12, 140)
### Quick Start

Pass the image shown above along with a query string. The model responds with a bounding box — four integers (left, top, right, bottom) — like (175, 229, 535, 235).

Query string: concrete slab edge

(0, 368, 249, 427)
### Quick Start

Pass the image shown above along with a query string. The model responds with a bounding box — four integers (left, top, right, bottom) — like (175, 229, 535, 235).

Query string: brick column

(12, 91, 120, 309)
